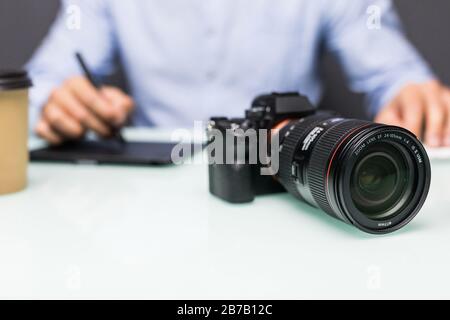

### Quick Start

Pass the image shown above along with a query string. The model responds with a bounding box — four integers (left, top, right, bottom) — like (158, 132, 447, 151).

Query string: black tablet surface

(30, 140, 184, 165)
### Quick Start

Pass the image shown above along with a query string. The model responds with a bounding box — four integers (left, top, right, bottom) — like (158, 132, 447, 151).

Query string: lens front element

(350, 147, 410, 220)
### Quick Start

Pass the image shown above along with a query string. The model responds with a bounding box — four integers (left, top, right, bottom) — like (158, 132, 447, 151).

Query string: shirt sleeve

(321, 0, 435, 117)
(26, 0, 117, 130)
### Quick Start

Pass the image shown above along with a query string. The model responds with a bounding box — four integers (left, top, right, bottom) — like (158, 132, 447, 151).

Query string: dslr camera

(207, 93, 431, 234)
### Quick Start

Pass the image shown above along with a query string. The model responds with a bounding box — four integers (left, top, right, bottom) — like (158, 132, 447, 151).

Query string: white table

(0, 129, 449, 299)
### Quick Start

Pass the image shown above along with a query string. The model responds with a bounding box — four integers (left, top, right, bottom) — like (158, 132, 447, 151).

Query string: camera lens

(276, 114, 430, 234)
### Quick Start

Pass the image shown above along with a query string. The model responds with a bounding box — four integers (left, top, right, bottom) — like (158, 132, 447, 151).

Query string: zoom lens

(276, 113, 431, 234)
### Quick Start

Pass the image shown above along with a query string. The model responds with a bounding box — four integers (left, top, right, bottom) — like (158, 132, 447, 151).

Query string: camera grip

(209, 164, 255, 203)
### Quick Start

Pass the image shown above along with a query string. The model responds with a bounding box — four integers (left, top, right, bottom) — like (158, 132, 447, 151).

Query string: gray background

(1, 0, 449, 120)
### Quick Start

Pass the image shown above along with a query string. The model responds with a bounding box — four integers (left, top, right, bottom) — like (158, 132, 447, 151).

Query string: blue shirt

(27, 0, 434, 128)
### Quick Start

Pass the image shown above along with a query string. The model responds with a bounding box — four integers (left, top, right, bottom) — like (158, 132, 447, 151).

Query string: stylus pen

(75, 52, 126, 144)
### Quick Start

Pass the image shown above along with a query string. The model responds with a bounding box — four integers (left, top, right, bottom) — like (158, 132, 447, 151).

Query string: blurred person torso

(28, 0, 431, 128)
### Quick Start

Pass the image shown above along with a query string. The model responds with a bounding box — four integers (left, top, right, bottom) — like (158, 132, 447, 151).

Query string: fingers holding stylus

(100, 86, 135, 126)
(35, 118, 63, 145)
(64, 76, 126, 128)
(35, 76, 134, 144)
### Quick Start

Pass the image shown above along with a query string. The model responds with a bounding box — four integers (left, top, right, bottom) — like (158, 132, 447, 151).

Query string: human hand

(375, 80, 450, 147)
(35, 76, 134, 144)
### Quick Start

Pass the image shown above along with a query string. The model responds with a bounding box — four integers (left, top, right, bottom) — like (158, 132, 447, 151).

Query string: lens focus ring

(307, 120, 372, 220)
(278, 115, 332, 202)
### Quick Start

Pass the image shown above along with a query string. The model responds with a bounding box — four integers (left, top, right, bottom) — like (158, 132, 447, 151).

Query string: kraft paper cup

(0, 71, 32, 195)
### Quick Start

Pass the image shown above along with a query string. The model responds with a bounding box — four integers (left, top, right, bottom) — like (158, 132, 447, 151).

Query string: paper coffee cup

(0, 71, 32, 195)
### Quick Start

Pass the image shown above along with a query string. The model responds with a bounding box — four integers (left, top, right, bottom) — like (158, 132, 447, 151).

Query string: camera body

(208, 92, 319, 203)
(207, 92, 431, 234)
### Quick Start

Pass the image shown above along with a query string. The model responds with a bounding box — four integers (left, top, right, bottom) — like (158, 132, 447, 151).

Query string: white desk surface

(0, 128, 449, 299)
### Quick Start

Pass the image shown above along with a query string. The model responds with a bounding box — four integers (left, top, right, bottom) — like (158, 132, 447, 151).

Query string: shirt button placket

(203, 3, 220, 82)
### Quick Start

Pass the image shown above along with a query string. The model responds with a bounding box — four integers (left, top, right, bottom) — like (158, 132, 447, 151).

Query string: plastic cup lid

(0, 70, 32, 91)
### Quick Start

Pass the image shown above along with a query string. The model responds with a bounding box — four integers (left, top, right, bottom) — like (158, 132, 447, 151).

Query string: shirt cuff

(28, 81, 55, 133)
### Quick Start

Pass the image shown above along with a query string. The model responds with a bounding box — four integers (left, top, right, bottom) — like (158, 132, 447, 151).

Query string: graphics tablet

(30, 140, 185, 165)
